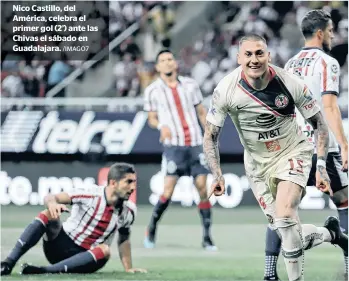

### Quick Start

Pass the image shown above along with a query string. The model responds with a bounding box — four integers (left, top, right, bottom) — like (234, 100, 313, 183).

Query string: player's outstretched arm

(147, 111, 160, 129)
(147, 111, 172, 142)
(306, 112, 332, 194)
(322, 95, 347, 147)
(322, 95, 348, 170)
(203, 121, 223, 179)
(118, 228, 147, 273)
(203, 121, 226, 197)
(195, 103, 208, 129)
(117, 228, 132, 271)
(307, 111, 329, 160)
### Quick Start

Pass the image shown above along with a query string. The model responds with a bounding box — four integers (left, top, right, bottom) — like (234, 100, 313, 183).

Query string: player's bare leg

(194, 174, 217, 251)
(274, 181, 305, 281)
(264, 186, 349, 280)
(21, 244, 109, 274)
(1, 210, 60, 276)
(274, 180, 347, 281)
(144, 176, 177, 248)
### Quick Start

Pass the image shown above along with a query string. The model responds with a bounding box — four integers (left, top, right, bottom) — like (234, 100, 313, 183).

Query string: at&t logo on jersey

(274, 94, 289, 108)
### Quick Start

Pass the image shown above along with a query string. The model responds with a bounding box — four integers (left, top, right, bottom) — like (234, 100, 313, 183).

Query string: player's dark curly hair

(108, 163, 135, 182)
(301, 9, 332, 39)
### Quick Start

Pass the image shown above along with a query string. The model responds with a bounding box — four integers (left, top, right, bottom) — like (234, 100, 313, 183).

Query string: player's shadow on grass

(3, 271, 161, 280)
(162, 242, 198, 249)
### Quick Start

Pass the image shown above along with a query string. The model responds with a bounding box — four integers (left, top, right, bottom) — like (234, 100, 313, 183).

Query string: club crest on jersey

(274, 94, 289, 108)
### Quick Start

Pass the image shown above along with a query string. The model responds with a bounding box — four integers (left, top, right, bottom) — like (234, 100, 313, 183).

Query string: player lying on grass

(203, 34, 348, 281)
(0, 162, 147, 275)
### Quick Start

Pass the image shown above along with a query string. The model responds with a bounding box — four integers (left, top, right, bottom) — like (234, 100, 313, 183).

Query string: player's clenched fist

(47, 202, 70, 219)
(316, 166, 333, 196)
(126, 268, 147, 273)
(209, 175, 225, 198)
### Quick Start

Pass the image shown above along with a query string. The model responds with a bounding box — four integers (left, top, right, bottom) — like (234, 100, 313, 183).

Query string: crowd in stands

(1, 1, 165, 97)
(111, 2, 177, 97)
(181, 1, 348, 105)
(1, 1, 348, 114)
(110, 1, 348, 113)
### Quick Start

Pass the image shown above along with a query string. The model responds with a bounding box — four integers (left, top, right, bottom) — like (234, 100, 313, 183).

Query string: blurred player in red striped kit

(143, 50, 217, 250)
(263, 10, 348, 281)
(1, 163, 147, 275)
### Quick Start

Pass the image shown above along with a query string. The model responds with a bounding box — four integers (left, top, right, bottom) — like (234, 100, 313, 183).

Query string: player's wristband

(316, 159, 326, 168)
(157, 123, 163, 130)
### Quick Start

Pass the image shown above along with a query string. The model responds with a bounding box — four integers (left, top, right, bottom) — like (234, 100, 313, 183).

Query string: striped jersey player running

(263, 10, 348, 281)
(143, 49, 216, 250)
(1, 163, 147, 275)
(204, 34, 347, 281)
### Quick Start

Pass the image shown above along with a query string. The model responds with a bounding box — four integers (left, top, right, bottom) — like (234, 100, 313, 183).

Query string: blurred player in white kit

(203, 34, 348, 281)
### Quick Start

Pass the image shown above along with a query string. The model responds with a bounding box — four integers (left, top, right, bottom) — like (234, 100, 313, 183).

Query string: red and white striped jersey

(285, 47, 340, 152)
(62, 185, 136, 250)
(143, 76, 204, 147)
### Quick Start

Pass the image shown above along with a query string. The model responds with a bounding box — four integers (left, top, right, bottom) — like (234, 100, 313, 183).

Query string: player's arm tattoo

(306, 111, 330, 182)
(306, 111, 329, 160)
(203, 121, 223, 179)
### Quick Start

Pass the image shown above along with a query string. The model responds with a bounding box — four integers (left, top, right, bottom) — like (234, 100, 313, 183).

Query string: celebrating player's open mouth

(249, 65, 261, 69)
(246, 63, 267, 79)
(248, 64, 263, 73)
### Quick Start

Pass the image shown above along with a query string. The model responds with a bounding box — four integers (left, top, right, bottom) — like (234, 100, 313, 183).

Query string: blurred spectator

(46, 61, 72, 97)
(19, 61, 40, 97)
(1, 70, 24, 97)
(113, 53, 139, 97)
(175, 0, 348, 106)
(147, 3, 175, 45)
(110, 1, 178, 96)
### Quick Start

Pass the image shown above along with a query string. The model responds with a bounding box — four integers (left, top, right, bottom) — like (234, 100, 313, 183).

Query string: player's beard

(114, 197, 125, 208)
(322, 42, 331, 53)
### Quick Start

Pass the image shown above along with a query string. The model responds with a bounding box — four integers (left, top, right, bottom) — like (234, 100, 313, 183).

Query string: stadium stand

(1, 1, 347, 113)
(1, 1, 177, 98)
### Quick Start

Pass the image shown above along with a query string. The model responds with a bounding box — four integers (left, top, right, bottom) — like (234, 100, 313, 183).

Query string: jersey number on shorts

(288, 158, 304, 174)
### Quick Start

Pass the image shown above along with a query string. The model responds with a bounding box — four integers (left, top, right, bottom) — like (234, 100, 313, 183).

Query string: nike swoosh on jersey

(236, 105, 248, 110)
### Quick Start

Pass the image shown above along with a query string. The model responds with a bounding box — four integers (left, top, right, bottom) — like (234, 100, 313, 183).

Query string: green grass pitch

(1, 205, 346, 281)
